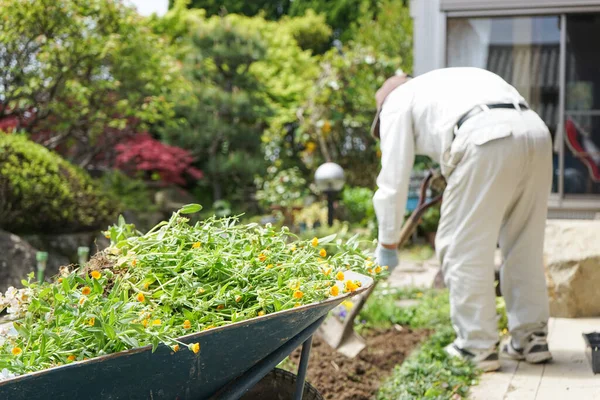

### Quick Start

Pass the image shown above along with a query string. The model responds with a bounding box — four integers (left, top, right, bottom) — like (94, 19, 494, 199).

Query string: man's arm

(373, 105, 415, 263)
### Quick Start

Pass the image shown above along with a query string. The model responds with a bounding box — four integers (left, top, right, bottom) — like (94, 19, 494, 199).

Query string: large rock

(0, 230, 37, 292)
(544, 220, 600, 318)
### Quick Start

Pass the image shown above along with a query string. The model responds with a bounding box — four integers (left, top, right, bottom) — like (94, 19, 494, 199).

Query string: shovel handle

(396, 170, 443, 247)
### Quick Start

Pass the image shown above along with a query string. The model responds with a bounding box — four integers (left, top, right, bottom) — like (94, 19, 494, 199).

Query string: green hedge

(0, 134, 118, 234)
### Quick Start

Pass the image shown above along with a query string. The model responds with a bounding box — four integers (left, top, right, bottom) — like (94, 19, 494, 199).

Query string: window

(447, 16, 562, 193)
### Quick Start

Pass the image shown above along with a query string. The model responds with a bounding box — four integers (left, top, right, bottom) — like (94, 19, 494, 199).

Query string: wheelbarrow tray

(0, 272, 373, 400)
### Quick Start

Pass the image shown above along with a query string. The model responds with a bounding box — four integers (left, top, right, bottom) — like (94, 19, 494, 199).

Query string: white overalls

(373, 67, 552, 350)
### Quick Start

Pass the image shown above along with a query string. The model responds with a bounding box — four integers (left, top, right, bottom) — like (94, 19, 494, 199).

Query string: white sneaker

(444, 343, 501, 372)
(501, 333, 552, 364)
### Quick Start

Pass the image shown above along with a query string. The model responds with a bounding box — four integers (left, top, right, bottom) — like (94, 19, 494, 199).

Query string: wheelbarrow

(0, 272, 373, 400)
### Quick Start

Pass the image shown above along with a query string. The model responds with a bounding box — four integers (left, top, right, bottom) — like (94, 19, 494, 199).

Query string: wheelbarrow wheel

(239, 368, 323, 400)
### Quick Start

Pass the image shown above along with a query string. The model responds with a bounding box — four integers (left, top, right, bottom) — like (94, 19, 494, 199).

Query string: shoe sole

(526, 351, 552, 364)
(479, 359, 501, 372)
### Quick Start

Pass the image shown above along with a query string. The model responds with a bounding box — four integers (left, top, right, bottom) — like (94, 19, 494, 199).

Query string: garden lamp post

(314, 162, 345, 227)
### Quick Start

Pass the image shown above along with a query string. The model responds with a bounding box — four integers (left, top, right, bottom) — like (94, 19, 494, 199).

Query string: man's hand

(374, 243, 399, 270)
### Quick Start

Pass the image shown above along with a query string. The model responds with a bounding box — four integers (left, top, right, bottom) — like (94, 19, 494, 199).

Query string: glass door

(564, 13, 600, 196)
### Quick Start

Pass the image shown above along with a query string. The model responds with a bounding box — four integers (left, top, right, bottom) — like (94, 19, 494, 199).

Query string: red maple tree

(115, 133, 203, 186)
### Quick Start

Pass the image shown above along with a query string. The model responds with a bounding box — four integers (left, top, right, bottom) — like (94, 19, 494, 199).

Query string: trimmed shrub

(0, 134, 118, 234)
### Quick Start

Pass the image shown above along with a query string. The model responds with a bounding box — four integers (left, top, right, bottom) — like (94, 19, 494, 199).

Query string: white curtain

(447, 19, 492, 69)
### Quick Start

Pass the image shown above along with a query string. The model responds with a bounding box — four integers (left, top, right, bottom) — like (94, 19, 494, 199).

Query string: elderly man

(371, 67, 553, 371)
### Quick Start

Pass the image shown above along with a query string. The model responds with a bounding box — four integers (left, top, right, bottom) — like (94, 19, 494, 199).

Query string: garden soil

(289, 328, 429, 400)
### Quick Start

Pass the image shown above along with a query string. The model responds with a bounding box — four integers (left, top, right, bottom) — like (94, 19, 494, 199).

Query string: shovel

(317, 169, 445, 358)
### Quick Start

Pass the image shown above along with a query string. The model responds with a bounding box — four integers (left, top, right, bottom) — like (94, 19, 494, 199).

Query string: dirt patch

(289, 328, 429, 400)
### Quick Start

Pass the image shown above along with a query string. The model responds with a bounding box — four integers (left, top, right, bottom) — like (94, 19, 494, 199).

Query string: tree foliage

(297, 47, 400, 187)
(115, 133, 203, 186)
(182, 0, 290, 20)
(0, 0, 185, 168)
(161, 15, 271, 202)
(352, 0, 413, 71)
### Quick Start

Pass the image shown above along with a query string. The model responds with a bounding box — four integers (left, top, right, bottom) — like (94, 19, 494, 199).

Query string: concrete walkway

(470, 318, 600, 400)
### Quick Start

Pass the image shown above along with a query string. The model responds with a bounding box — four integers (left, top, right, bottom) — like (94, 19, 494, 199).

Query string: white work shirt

(373, 67, 526, 244)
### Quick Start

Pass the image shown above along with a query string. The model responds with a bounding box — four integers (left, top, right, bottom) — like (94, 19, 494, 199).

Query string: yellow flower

(319, 248, 327, 257)
(290, 245, 297, 252)
(104, 233, 111, 239)
(58, 278, 63, 283)
(383, 265, 389, 270)
(137, 293, 145, 302)
(330, 286, 339, 296)
(204, 325, 216, 330)
(217, 304, 224, 310)
(143, 282, 150, 289)
(235, 295, 242, 303)
(131, 259, 137, 266)
(293, 290, 304, 299)
(375, 266, 382, 274)
(192, 241, 201, 249)
(342, 300, 354, 310)
(416, 292, 423, 298)
(183, 320, 192, 329)
(258, 253, 267, 262)
(266, 264, 274, 270)
(294, 303, 301, 308)
(81, 286, 91, 296)
(88, 317, 95, 326)
(79, 296, 87, 305)
(172, 344, 180, 352)
(11, 347, 22, 356)
(345, 280, 359, 293)
(288, 281, 300, 291)
(142, 319, 149, 328)
(67, 355, 76, 362)
(91, 271, 101, 279)
(323, 267, 332, 276)
(366, 261, 374, 267)
(258, 311, 265, 316)
(152, 319, 161, 326)
(336, 271, 345, 281)
(311, 237, 319, 247)
(322, 120, 332, 134)
(367, 268, 373, 274)
(306, 141, 317, 153)
(189, 342, 200, 354)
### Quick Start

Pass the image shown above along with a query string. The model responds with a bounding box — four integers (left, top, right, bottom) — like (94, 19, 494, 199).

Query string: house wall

(410, 0, 446, 76)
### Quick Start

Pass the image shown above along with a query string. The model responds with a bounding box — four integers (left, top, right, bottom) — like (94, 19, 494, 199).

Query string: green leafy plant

(342, 186, 374, 224)
(293, 202, 328, 229)
(420, 205, 441, 234)
(0, 204, 387, 379)
(0, 134, 118, 234)
(100, 170, 158, 214)
(255, 167, 309, 210)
